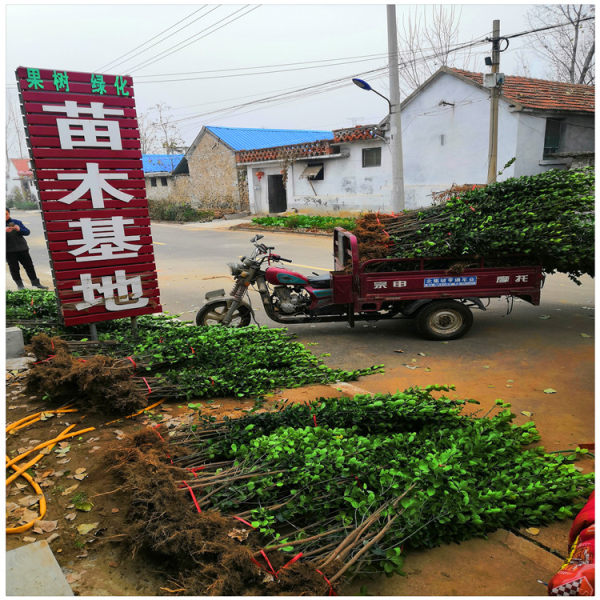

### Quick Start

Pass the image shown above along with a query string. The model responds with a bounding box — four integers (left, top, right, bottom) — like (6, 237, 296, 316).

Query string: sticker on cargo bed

(424, 276, 477, 287)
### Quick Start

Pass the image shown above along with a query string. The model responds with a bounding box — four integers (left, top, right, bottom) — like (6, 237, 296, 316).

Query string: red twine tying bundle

(316, 569, 337, 595)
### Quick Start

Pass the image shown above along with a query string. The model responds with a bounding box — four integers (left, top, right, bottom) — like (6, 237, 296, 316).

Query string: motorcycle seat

(308, 274, 332, 289)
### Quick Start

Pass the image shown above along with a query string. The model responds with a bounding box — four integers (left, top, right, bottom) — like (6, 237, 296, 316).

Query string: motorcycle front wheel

(196, 300, 252, 327)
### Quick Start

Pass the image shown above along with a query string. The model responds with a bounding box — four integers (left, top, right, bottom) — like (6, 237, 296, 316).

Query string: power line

(167, 15, 595, 127)
(96, 6, 209, 72)
(501, 15, 594, 40)
(133, 55, 391, 85)
(126, 5, 261, 73)
(134, 51, 390, 79)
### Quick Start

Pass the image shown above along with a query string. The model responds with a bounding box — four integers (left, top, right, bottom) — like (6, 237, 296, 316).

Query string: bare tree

(527, 4, 594, 84)
(151, 102, 185, 154)
(137, 109, 161, 154)
(397, 5, 477, 92)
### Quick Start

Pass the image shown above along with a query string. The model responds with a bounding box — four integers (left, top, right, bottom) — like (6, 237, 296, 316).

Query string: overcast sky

(5, 2, 559, 155)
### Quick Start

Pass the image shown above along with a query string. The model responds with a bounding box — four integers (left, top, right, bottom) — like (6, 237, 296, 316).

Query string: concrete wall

(562, 115, 595, 152)
(144, 174, 176, 200)
(401, 72, 524, 207)
(246, 140, 394, 215)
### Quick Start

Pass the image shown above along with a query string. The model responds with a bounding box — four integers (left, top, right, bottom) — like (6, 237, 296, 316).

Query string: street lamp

(352, 78, 392, 114)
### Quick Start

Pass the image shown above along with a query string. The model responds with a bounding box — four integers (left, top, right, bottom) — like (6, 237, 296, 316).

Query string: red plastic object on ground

(548, 492, 595, 596)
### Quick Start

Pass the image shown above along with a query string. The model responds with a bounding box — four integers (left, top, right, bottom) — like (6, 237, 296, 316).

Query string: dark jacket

(6, 218, 31, 253)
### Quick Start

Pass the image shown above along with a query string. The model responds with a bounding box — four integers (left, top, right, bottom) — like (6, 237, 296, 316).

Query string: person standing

(6, 208, 47, 289)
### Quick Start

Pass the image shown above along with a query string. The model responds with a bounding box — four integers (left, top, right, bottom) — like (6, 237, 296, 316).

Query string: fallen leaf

(77, 522, 99, 535)
(506, 379, 514, 383)
(73, 473, 87, 481)
(66, 573, 82, 584)
(77, 550, 89, 558)
(23, 536, 36, 543)
(580, 333, 591, 338)
(411, 358, 417, 363)
(111, 508, 119, 513)
(393, 349, 404, 353)
(526, 527, 540, 536)
(18, 495, 41, 507)
(58, 442, 70, 449)
(424, 367, 432, 372)
(65, 512, 77, 521)
(75, 468, 87, 475)
(34, 519, 58, 532)
(417, 352, 426, 357)
(75, 501, 94, 512)
(88, 446, 102, 453)
(56, 458, 71, 464)
(543, 388, 557, 394)
(483, 365, 490, 369)
(62, 484, 79, 496)
(47, 533, 60, 543)
(521, 411, 533, 417)
(40, 412, 55, 421)
(538, 315, 551, 320)
(109, 561, 118, 568)
(19, 508, 40, 524)
(113, 430, 125, 440)
(41, 470, 55, 478)
(54, 445, 71, 457)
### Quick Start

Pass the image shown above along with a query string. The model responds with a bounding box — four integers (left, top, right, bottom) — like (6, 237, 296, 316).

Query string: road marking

(331, 382, 371, 395)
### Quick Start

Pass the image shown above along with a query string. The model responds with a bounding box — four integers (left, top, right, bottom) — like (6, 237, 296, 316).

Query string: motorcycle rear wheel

(196, 300, 252, 327)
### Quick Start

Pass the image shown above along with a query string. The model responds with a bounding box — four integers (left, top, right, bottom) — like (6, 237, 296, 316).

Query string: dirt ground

(6, 348, 594, 596)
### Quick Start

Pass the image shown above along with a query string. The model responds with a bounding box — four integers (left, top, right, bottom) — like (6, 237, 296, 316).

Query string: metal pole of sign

(89, 323, 98, 342)
(130, 316, 138, 338)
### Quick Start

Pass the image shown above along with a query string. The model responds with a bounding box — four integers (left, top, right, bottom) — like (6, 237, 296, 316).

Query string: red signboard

(16, 67, 162, 326)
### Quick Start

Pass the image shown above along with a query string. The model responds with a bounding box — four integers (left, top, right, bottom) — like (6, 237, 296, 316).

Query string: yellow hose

(5, 461, 47, 534)
(6, 408, 78, 433)
(6, 424, 77, 469)
(6, 426, 95, 485)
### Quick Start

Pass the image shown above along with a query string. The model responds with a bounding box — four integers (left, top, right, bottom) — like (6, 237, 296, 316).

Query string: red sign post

(16, 67, 162, 327)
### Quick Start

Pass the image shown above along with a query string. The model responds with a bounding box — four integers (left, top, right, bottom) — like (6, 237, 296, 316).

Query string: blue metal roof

(142, 154, 184, 173)
(205, 126, 334, 151)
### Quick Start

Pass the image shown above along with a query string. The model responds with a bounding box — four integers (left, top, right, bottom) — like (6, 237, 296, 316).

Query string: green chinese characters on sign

(91, 74, 107, 95)
(114, 75, 130, 96)
(26, 68, 44, 90)
(52, 70, 69, 92)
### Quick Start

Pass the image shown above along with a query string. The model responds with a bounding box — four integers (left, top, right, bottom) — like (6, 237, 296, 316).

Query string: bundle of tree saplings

(354, 168, 594, 282)
(169, 387, 594, 583)
(23, 313, 382, 405)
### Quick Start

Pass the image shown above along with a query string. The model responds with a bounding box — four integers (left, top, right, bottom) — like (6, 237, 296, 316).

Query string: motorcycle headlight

(228, 262, 243, 276)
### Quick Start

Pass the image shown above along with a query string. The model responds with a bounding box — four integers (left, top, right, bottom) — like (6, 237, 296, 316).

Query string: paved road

(7, 209, 595, 594)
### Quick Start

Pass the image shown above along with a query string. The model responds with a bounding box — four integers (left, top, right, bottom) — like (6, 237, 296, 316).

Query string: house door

(268, 175, 287, 213)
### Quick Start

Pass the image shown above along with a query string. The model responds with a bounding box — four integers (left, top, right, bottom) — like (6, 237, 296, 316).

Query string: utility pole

(486, 19, 500, 184)
(387, 4, 405, 211)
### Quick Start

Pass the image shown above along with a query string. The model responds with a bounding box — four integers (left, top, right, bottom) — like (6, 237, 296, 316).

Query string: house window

(160, 176, 168, 186)
(150, 177, 157, 187)
(362, 147, 381, 167)
(301, 163, 324, 181)
(543, 118, 562, 158)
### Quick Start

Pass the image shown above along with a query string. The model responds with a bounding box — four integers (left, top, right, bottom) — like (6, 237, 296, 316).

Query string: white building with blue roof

(142, 154, 185, 200)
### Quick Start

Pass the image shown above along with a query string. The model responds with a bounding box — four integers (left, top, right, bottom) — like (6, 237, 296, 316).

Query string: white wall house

(240, 127, 395, 214)
(239, 67, 594, 214)
(400, 67, 594, 207)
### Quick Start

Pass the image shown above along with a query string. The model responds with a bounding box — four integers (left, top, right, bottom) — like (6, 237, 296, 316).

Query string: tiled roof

(449, 68, 594, 113)
(10, 158, 32, 177)
(142, 154, 184, 174)
(333, 125, 383, 142)
(206, 126, 334, 151)
(237, 140, 335, 164)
